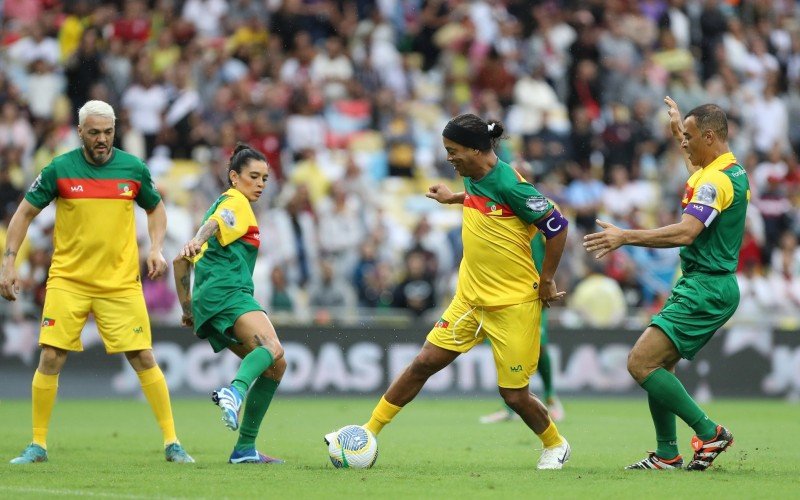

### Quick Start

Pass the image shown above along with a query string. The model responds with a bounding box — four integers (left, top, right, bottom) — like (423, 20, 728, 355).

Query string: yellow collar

(704, 152, 737, 172)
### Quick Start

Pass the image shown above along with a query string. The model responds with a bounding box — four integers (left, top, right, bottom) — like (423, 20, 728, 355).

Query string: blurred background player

(1, 100, 193, 464)
(174, 143, 286, 464)
(480, 231, 565, 424)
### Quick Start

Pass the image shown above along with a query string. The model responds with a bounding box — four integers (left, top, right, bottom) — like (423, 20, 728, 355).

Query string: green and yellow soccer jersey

(24, 148, 161, 296)
(191, 188, 260, 323)
(680, 152, 750, 274)
(458, 159, 553, 306)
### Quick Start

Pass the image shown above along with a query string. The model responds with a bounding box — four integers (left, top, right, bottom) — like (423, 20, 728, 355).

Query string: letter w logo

(70, 185, 84, 192)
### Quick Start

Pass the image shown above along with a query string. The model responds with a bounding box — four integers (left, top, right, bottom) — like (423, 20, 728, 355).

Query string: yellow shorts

(39, 288, 152, 354)
(427, 295, 541, 389)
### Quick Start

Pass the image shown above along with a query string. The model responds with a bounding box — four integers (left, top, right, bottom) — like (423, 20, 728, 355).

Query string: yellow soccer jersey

(680, 152, 750, 274)
(24, 148, 161, 297)
(457, 160, 553, 306)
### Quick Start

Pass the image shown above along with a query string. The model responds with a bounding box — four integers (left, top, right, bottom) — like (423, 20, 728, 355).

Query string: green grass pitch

(1, 397, 797, 499)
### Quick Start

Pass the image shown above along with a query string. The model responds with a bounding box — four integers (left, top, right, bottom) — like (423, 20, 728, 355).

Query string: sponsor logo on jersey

(526, 196, 550, 212)
(133, 326, 143, 334)
(41, 317, 56, 327)
(70, 185, 84, 192)
(510, 364, 523, 372)
(220, 208, 236, 227)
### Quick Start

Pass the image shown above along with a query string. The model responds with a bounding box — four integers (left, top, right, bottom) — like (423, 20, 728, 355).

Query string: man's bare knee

(38, 346, 68, 374)
(499, 388, 527, 411)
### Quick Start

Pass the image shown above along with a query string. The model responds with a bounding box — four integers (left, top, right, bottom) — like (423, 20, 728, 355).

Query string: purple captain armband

(684, 203, 718, 227)
(534, 209, 568, 238)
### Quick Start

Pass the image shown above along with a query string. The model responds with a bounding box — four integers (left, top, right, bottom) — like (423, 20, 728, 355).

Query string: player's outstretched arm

(172, 255, 194, 328)
(583, 214, 705, 259)
(665, 96, 700, 175)
(426, 184, 465, 205)
(145, 200, 168, 280)
(0, 200, 42, 301)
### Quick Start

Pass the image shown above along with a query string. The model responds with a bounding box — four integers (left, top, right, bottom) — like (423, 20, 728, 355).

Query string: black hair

(685, 104, 728, 141)
(447, 113, 506, 151)
(228, 142, 267, 187)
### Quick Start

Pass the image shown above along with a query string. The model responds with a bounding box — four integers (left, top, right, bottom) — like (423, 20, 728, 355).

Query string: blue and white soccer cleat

(229, 448, 285, 464)
(9, 443, 48, 464)
(165, 442, 195, 463)
(212, 385, 244, 431)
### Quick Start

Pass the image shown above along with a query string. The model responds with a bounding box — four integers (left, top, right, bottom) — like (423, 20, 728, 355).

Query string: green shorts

(650, 273, 739, 360)
(195, 293, 264, 353)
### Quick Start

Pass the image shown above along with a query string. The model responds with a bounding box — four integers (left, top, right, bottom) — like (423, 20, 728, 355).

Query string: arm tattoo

(180, 274, 191, 294)
(181, 300, 192, 314)
(193, 219, 219, 244)
(3, 249, 16, 258)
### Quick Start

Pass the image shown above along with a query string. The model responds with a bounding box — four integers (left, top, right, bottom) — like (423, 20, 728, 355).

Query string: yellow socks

(137, 366, 178, 445)
(363, 396, 402, 436)
(32, 371, 59, 448)
(537, 420, 564, 448)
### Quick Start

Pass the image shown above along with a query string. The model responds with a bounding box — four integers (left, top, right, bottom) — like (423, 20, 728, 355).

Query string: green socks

(538, 347, 554, 400)
(235, 376, 280, 451)
(648, 394, 679, 459)
(640, 368, 718, 441)
(231, 347, 274, 396)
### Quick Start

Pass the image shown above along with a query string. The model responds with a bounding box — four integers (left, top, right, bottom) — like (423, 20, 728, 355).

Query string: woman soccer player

(173, 143, 285, 464)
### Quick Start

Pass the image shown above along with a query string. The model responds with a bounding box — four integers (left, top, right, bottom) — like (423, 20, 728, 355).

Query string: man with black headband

(342, 113, 571, 470)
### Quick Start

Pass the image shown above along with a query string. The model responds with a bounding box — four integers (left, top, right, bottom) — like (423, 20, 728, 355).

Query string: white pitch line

(0, 486, 186, 499)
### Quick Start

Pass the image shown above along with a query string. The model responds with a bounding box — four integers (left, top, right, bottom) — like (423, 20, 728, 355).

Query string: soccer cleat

(9, 443, 48, 464)
(624, 452, 684, 470)
(686, 425, 734, 471)
(165, 442, 195, 463)
(479, 409, 519, 424)
(212, 385, 244, 431)
(229, 448, 285, 464)
(546, 396, 565, 423)
(537, 437, 570, 470)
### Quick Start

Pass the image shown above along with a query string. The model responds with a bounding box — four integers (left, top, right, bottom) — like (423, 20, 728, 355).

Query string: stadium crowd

(1, 0, 800, 329)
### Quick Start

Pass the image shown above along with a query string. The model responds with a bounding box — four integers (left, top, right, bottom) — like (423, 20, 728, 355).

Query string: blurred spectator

(392, 249, 437, 317)
(564, 163, 605, 234)
(307, 258, 357, 321)
(568, 258, 627, 328)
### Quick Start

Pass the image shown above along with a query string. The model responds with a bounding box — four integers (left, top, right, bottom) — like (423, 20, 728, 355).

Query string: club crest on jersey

(526, 196, 549, 212)
(118, 182, 134, 196)
(220, 208, 236, 227)
(695, 183, 717, 204)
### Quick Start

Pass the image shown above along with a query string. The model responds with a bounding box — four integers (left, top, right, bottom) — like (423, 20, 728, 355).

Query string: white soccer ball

(327, 425, 378, 469)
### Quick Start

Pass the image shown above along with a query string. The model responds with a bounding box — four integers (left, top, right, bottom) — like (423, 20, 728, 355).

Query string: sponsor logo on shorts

(41, 317, 55, 327)
(510, 364, 523, 372)
(133, 326, 144, 334)
(434, 319, 449, 329)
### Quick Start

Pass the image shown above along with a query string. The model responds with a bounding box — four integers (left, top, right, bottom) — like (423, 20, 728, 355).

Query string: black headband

(442, 122, 491, 150)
